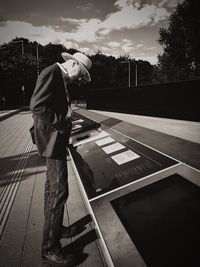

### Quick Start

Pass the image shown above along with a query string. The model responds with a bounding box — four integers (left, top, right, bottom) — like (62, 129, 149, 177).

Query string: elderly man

(30, 52, 92, 265)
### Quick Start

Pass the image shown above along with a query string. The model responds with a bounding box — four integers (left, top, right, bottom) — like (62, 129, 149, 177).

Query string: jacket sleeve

(30, 66, 59, 126)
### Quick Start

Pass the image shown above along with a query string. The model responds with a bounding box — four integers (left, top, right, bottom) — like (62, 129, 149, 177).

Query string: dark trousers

(42, 157, 68, 252)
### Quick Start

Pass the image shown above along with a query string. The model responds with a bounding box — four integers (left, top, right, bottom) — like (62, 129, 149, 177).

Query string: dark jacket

(30, 63, 71, 159)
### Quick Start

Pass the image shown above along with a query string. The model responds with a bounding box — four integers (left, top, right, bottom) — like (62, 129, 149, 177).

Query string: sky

(0, 0, 184, 65)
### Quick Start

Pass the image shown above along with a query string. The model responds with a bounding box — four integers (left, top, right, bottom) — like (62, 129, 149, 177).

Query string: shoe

(61, 225, 86, 239)
(42, 247, 74, 266)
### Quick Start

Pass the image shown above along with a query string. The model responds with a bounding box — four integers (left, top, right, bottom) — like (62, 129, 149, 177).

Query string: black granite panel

(71, 112, 101, 136)
(70, 130, 177, 199)
(111, 174, 200, 267)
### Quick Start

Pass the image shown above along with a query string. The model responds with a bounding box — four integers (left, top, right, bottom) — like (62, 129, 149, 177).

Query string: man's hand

(72, 119, 84, 125)
(55, 119, 72, 134)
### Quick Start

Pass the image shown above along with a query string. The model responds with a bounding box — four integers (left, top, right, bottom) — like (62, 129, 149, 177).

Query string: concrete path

(90, 110, 200, 144)
(0, 110, 17, 119)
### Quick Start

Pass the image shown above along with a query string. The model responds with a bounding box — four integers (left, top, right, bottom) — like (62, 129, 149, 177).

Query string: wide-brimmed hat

(61, 52, 92, 82)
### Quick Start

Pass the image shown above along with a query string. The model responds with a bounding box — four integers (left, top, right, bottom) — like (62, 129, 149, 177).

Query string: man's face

(70, 64, 87, 85)
(62, 60, 88, 85)
(63, 70, 87, 87)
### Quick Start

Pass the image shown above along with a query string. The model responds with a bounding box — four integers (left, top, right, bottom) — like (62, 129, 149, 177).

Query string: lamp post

(12, 40, 25, 105)
(36, 43, 40, 77)
(21, 85, 25, 106)
(135, 61, 138, 87)
(121, 60, 131, 87)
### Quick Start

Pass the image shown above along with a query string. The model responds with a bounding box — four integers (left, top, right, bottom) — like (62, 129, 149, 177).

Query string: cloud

(60, 0, 170, 42)
(60, 18, 87, 24)
(118, 38, 134, 54)
(64, 41, 80, 50)
(0, 0, 180, 64)
(158, 0, 183, 8)
(90, 41, 159, 64)
(80, 47, 91, 54)
(51, 0, 170, 44)
(0, 20, 82, 48)
(136, 43, 144, 48)
(139, 0, 184, 9)
(144, 46, 157, 50)
(99, 0, 170, 32)
(77, 3, 93, 11)
(122, 38, 133, 43)
(136, 55, 158, 64)
(108, 41, 121, 48)
(58, 17, 101, 42)
(1, 0, 173, 45)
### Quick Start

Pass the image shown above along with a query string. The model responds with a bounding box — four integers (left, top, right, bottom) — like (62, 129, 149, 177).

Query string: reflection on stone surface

(71, 112, 101, 136)
(111, 174, 200, 267)
(70, 145, 96, 198)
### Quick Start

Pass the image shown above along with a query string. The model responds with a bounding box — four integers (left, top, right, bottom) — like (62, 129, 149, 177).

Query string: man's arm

(30, 66, 58, 126)
(30, 65, 71, 134)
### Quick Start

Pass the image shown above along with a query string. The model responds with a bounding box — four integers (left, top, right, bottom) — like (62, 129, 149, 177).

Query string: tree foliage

(158, 0, 200, 81)
(0, 37, 155, 106)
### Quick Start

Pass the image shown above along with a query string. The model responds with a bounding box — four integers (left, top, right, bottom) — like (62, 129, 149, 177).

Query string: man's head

(61, 52, 92, 84)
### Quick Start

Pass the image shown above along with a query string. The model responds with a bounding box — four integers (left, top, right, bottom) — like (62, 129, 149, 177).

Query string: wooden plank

(0, 117, 31, 156)
(21, 157, 46, 267)
(0, 113, 36, 267)
(0, 114, 30, 155)
(0, 113, 33, 195)
(0, 112, 107, 267)
(0, 229, 26, 267)
(0, 151, 37, 267)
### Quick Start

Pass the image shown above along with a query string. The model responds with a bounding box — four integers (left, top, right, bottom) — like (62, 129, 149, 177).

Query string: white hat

(61, 52, 92, 82)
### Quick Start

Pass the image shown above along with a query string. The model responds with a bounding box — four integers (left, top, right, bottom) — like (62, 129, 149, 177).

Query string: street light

(121, 60, 138, 87)
(11, 40, 39, 76)
(12, 40, 25, 105)
(22, 85, 25, 106)
(135, 61, 138, 87)
(36, 43, 40, 77)
(121, 60, 131, 87)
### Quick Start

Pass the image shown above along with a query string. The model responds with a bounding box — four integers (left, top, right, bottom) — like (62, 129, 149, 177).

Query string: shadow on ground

(0, 150, 46, 189)
(63, 215, 98, 266)
(42, 215, 97, 267)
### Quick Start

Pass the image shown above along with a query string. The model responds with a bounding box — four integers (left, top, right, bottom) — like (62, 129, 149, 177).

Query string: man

(30, 52, 92, 265)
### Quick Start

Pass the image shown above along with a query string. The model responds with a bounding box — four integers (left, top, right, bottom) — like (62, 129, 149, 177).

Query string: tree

(158, 0, 200, 81)
(0, 38, 80, 105)
(0, 37, 156, 106)
(0, 38, 39, 106)
(89, 53, 154, 90)
(90, 52, 113, 89)
(136, 60, 153, 85)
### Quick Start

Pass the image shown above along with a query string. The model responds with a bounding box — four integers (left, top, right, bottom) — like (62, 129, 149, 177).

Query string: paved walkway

(0, 110, 17, 119)
(91, 110, 200, 144)
(0, 108, 199, 267)
(0, 111, 106, 267)
(0, 108, 24, 121)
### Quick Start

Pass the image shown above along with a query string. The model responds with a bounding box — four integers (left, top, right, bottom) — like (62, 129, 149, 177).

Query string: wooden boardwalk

(0, 111, 106, 267)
